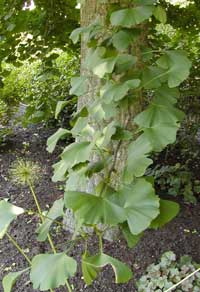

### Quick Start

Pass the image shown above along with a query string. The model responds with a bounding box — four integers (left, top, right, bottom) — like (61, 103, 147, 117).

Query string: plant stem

(26, 209, 63, 226)
(65, 280, 72, 292)
(99, 233, 103, 253)
(6, 232, 32, 265)
(47, 234, 57, 254)
(28, 182, 72, 292)
(28, 182, 56, 253)
(6, 233, 56, 292)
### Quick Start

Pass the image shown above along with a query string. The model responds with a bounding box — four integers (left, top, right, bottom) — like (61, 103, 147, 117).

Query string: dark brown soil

(0, 124, 200, 292)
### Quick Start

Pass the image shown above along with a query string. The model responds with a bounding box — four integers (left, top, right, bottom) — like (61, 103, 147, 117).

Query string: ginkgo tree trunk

(54, 0, 191, 244)
(64, 0, 145, 238)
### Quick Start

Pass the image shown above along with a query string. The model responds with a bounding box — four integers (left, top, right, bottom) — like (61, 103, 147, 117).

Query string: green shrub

(0, 126, 13, 144)
(147, 163, 200, 203)
(0, 50, 79, 126)
(137, 251, 200, 292)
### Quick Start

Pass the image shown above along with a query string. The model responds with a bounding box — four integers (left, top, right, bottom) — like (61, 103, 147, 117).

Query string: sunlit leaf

(110, 5, 154, 27)
(151, 199, 180, 229)
(65, 190, 126, 225)
(0, 200, 24, 239)
(117, 178, 160, 234)
(121, 223, 143, 248)
(124, 135, 153, 181)
(47, 128, 70, 153)
(55, 101, 68, 119)
(30, 253, 77, 291)
(82, 253, 132, 285)
(134, 103, 184, 128)
(70, 76, 88, 96)
(3, 269, 29, 292)
(157, 51, 192, 88)
(52, 141, 93, 182)
(112, 30, 135, 51)
(153, 5, 167, 24)
(37, 199, 64, 241)
(86, 47, 117, 78)
(143, 123, 178, 152)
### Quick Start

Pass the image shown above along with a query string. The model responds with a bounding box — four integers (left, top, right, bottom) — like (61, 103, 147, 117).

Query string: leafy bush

(148, 163, 200, 203)
(137, 251, 200, 292)
(0, 126, 13, 144)
(0, 50, 79, 125)
(0, 100, 12, 125)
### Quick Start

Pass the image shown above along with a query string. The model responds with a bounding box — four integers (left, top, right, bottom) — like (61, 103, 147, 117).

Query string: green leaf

(121, 223, 143, 248)
(52, 141, 92, 182)
(55, 101, 68, 119)
(112, 127, 133, 141)
(101, 81, 129, 104)
(82, 253, 132, 285)
(37, 199, 64, 241)
(3, 269, 29, 292)
(142, 66, 164, 89)
(96, 121, 117, 147)
(30, 253, 77, 291)
(154, 86, 179, 106)
(47, 128, 70, 153)
(71, 117, 94, 137)
(101, 79, 140, 104)
(7, 23, 16, 32)
(65, 166, 88, 192)
(86, 47, 117, 78)
(71, 106, 88, 126)
(86, 161, 104, 177)
(118, 178, 160, 234)
(157, 51, 192, 88)
(110, 5, 154, 28)
(65, 190, 126, 225)
(153, 5, 167, 24)
(143, 123, 178, 152)
(94, 57, 117, 78)
(70, 24, 102, 44)
(70, 76, 88, 96)
(134, 103, 184, 128)
(0, 200, 24, 239)
(126, 79, 141, 89)
(102, 102, 118, 119)
(112, 30, 134, 51)
(70, 27, 84, 44)
(115, 54, 137, 72)
(151, 199, 180, 229)
(124, 135, 153, 181)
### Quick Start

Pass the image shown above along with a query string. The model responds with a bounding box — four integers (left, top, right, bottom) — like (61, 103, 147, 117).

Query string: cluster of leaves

(0, 126, 13, 144)
(0, 99, 15, 125)
(148, 95, 200, 204)
(0, 0, 194, 291)
(148, 163, 200, 203)
(0, 50, 79, 125)
(46, 0, 191, 285)
(0, 0, 78, 66)
(137, 251, 200, 291)
(156, 0, 200, 96)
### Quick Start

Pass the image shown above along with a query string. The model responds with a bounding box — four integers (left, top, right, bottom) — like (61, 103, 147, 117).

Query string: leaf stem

(28, 182, 72, 292)
(26, 209, 63, 226)
(65, 280, 73, 292)
(6, 232, 32, 265)
(28, 182, 56, 253)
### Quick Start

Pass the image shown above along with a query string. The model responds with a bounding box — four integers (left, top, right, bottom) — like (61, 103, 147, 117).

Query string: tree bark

(64, 0, 145, 240)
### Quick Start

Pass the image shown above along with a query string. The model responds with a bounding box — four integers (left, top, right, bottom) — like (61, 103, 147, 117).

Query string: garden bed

(0, 124, 200, 292)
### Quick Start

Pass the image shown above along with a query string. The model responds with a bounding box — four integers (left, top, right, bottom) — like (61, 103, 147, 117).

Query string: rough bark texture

(64, 0, 145, 240)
